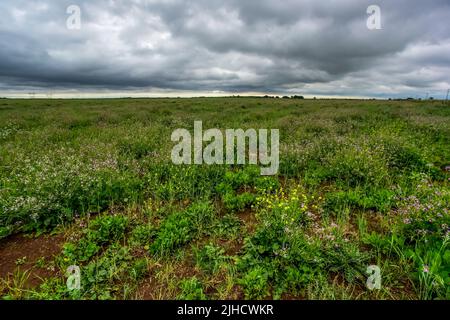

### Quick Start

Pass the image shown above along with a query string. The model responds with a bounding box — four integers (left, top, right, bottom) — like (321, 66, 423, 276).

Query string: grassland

(0, 97, 449, 300)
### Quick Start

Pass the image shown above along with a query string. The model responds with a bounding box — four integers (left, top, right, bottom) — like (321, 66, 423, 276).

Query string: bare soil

(0, 233, 65, 288)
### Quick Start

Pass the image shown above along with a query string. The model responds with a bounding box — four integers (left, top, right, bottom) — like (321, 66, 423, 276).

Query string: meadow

(0, 97, 449, 300)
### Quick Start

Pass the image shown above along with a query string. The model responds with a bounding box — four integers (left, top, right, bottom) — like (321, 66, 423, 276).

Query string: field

(0, 97, 449, 300)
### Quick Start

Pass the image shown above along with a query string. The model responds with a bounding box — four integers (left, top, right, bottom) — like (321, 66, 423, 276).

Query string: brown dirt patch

(135, 258, 199, 300)
(0, 233, 65, 288)
(237, 209, 258, 233)
(217, 238, 243, 256)
(135, 272, 160, 300)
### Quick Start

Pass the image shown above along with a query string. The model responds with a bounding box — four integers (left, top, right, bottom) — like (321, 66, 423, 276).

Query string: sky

(0, 0, 450, 99)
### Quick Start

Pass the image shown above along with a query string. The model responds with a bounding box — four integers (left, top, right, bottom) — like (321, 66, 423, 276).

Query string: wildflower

(422, 265, 429, 273)
(403, 218, 411, 224)
(444, 230, 450, 240)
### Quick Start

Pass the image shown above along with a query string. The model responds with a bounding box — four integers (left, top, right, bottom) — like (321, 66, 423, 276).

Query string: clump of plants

(63, 215, 129, 263)
(177, 277, 207, 300)
(150, 201, 215, 255)
(194, 243, 229, 274)
(216, 166, 279, 213)
(129, 224, 157, 248)
(238, 185, 369, 299)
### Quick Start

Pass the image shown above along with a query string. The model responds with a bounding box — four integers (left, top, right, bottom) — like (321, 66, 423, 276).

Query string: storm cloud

(0, 0, 449, 98)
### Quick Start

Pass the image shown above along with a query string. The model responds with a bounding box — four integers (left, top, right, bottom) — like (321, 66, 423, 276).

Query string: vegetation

(0, 97, 449, 300)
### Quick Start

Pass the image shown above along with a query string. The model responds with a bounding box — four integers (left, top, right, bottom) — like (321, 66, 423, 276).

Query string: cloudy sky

(1, 0, 449, 98)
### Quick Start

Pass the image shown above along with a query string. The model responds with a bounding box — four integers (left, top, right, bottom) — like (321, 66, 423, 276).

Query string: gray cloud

(0, 0, 449, 98)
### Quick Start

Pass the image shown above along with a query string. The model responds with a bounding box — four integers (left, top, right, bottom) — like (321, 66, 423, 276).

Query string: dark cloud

(0, 0, 449, 97)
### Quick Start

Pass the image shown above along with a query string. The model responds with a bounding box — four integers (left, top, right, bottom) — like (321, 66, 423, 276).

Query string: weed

(194, 243, 229, 274)
(63, 215, 129, 263)
(177, 277, 208, 300)
(151, 201, 215, 255)
(1, 98, 449, 300)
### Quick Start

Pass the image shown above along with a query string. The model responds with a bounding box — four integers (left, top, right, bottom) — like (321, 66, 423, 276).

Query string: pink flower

(422, 265, 429, 273)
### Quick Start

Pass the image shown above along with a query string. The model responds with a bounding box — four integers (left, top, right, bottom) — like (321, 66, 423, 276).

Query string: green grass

(0, 97, 449, 300)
